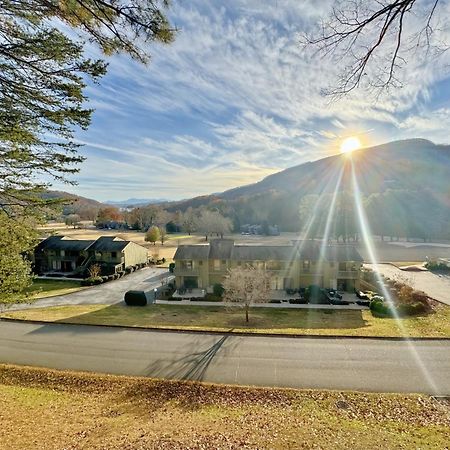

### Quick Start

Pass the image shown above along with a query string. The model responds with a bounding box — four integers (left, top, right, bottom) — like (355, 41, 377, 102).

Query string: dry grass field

(1, 364, 449, 450)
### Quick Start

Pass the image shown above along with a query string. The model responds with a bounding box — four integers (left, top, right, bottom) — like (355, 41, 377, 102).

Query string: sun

(340, 136, 361, 154)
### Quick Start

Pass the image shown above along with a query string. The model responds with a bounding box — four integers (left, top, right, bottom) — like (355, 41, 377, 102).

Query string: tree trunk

(245, 306, 249, 323)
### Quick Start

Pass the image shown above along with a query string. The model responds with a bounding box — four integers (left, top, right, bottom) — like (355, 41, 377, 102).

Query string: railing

(174, 267, 199, 276)
(337, 271, 359, 279)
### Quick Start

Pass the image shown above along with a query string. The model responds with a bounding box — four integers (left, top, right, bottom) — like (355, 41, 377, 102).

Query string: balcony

(337, 270, 359, 279)
(174, 267, 199, 277)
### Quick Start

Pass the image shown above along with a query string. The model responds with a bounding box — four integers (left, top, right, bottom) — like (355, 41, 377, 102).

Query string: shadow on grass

(26, 303, 371, 332)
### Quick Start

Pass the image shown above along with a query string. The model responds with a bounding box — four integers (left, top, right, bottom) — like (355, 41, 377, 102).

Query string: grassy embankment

(3, 303, 450, 338)
(0, 364, 449, 450)
(25, 279, 85, 299)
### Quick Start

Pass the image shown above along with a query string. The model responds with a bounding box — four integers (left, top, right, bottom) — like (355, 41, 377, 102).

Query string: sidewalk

(155, 299, 368, 310)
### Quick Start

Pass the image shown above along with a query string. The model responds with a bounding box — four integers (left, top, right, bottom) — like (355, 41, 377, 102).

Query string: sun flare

(340, 136, 361, 154)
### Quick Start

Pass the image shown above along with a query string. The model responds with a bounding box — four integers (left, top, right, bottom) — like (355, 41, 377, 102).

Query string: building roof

(174, 245, 210, 260)
(209, 239, 234, 259)
(174, 239, 363, 262)
(35, 235, 146, 253)
(324, 245, 364, 262)
(35, 236, 95, 252)
(86, 236, 130, 252)
(232, 245, 293, 261)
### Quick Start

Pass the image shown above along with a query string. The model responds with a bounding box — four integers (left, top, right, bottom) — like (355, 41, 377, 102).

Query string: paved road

(367, 263, 450, 306)
(8, 268, 172, 311)
(0, 321, 449, 395)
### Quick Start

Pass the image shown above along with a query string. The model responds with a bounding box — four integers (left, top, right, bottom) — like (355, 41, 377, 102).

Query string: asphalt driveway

(9, 268, 172, 310)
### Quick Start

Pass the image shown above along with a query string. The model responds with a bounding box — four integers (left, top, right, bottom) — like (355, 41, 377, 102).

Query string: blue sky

(57, 0, 450, 201)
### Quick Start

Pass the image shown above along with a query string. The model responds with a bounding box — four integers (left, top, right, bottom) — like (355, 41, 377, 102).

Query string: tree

(159, 226, 167, 245)
(96, 207, 122, 224)
(0, 1, 174, 302)
(303, 0, 445, 96)
(65, 214, 81, 229)
(145, 226, 160, 245)
(181, 207, 198, 235)
(196, 210, 232, 241)
(222, 266, 271, 323)
(0, 212, 37, 306)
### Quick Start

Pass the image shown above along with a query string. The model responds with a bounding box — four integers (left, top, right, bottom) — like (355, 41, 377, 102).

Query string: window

(302, 260, 310, 271)
(60, 250, 65, 257)
(186, 260, 193, 269)
(199, 260, 203, 266)
(339, 262, 347, 271)
(111, 252, 117, 258)
(214, 260, 220, 270)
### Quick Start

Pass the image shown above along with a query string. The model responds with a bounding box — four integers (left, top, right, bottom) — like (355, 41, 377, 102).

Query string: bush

(370, 299, 428, 317)
(289, 298, 308, 304)
(107, 274, 115, 281)
(213, 283, 224, 297)
(199, 294, 223, 302)
(169, 263, 175, 273)
(81, 276, 103, 286)
(370, 299, 391, 316)
(425, 261, 450, 273)
(101, 276, 109, 283)
(124, 290, 147, 306)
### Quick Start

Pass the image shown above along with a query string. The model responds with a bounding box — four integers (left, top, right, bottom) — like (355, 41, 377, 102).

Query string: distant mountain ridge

(106, 198, 167, 207)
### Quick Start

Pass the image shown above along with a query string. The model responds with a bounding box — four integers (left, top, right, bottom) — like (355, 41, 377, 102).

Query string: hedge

(124, 290, 147, 306)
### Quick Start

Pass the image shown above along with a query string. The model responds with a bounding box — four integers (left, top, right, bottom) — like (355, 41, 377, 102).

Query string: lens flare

(349, 159, 439, 394)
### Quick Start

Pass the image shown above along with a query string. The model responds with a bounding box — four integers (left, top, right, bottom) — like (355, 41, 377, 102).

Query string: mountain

(43, 191, 107, 220)
(106, 198, 167, 207)
(156, 139, 450, 238)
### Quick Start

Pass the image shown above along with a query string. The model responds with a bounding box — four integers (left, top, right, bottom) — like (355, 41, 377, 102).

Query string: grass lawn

(24, 279, 85, 299)
(3, 303, 450, 338)
(1, 364, 449, 450)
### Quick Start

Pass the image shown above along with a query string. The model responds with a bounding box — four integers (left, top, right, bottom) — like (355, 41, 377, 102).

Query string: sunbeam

(349, 157, 439, 395)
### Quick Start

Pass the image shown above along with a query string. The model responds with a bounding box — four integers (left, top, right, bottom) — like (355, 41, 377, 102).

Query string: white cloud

(68, 0, 450, 200)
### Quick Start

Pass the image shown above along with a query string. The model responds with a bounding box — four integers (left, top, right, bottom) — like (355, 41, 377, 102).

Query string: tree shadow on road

(144, 333, 235, 383)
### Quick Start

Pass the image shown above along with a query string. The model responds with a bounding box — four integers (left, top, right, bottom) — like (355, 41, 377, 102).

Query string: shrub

(425, 261, 450, 273)
(125, 267, 132, 274)
(108, 274, 115, 281)
(370, 298, 428, 317)
(397, 302, 428, 315)
(88, 263, 102, 278)
(200, 294, 223, 302)
(213, 283, 224, 297)
(370, 299, 391, 316)
(81, 276, 103, 286)
(124, 290, 147, 306)
(169, 263, 175, 273)
(101, 276, 109, 283)
(289, 298, 308, 304)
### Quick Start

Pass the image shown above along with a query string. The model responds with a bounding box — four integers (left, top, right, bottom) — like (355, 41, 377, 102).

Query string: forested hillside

(157, 139, 450, 240)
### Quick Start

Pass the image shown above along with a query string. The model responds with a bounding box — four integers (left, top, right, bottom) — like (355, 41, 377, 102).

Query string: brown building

(34, 236, 148, 276)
